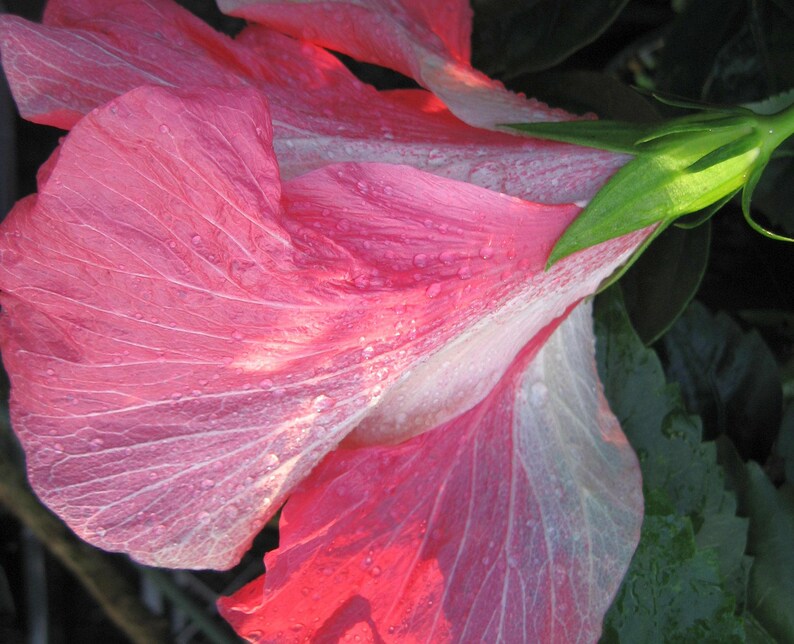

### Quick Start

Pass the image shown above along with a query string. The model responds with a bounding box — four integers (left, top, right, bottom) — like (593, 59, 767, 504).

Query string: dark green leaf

(505, 119, 645, 153)
(596, 289, 751, 612)
(600, 515, 745, 644)
(655, 0, 745, 101)
(718, 441, 794, 643)
(778, 403, 794, 485)
(472, 0, 629, 77)
(621, 222, 711, 345)
(663, 302, 782, 461)
(508, 71, 660, 122)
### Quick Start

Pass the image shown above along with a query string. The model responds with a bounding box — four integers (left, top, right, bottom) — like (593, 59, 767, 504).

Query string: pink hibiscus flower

(0, 0, 645, 640)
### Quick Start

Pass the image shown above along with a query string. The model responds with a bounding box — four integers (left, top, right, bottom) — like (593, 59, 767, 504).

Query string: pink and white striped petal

(218, 303, 643, 643)
(0, 84, 644, 569)
(0, 1, 625, 204)
(217, 0, 573, 129)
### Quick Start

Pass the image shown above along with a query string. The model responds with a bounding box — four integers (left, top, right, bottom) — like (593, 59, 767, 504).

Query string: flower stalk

(509, 96, 794, 267)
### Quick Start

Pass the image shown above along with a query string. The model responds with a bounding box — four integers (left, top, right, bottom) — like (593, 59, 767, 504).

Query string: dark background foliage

(1, 0, 792, 641)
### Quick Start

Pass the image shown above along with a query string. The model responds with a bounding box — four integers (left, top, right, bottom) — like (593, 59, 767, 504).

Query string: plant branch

(0, 444, 171, 644)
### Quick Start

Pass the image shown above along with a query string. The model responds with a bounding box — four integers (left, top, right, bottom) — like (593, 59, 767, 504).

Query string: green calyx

(507, 95, 794, 269)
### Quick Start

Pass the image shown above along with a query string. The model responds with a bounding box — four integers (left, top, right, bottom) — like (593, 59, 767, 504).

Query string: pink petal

(0, 83, 645, 569)
(0, 2, 625, 203)
(217, 0, 574, 129)
(218, 303, 643, 642)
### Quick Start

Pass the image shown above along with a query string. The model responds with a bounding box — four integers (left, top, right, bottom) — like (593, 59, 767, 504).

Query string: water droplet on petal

(479, 246, 494, 260)
(191, 234, 201, 245)
(531, 382, 548, 405)
(413, 253, 428, 268)
(425, 283, 442, 298)
(457, 266, 472, 280)
(439, 250, 455, 265)
(159, 124, 170, 134)
(264, 453, 280, 468)
(312, 394, 336, 411)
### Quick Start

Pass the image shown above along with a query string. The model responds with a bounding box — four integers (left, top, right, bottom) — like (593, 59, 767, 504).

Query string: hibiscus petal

(0, 83, 645, 569)
(0, 1, 625, 203)
(218, 302, 643, 642)
(217, 0, 573, 129)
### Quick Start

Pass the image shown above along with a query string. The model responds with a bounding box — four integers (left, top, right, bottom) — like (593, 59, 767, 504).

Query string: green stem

(762, 101, 794, 154)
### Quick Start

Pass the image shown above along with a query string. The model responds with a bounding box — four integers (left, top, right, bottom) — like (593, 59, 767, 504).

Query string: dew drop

(259, 378, 274, 389)
(312, 394, 336, 412)
(191, 234, 201, 245)
(46, 368, 55, 376)
(264, 453, 280, 468)
(457, 266, 472, 280)
(531, 382, 548, 405)
(479, 246, 494, 260)
(425, 283, 442, 298)
(412, 253, 428, 268)
(159, 124, 170, 134)
(439, 250, 456, 265)
(370, 566, 382, 578)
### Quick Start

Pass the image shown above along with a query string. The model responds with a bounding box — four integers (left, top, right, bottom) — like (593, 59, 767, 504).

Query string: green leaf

(547, 135, 752, 265)
(662, 302, 783, 460)
(779, 404, 794, 484)
(744, 89, 794, 115)
(508, 71, 660, 123)
(718, 441, 794, 643)
(674, 191, 737, 229)
(472, 0, 630, 77)
(636, 113, 752, 145)
(741, 158, 794, 242)
(596, 289, 751, 636)
(600, 515, 745, 644)
(686, 134, 759, 174)
(620, 222, 711, 345)
(505, 119, 645, 153)
(655, 0, 745, 101)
